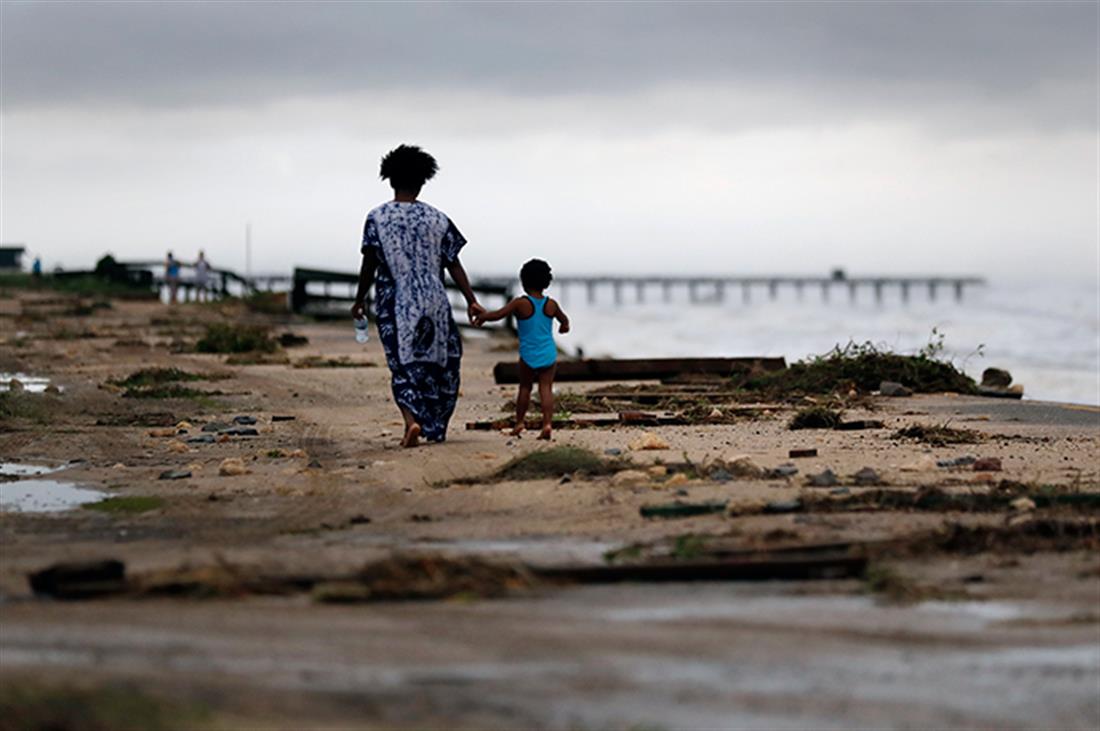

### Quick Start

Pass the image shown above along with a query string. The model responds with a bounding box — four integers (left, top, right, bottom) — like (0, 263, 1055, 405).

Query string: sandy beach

(2, 292, 1098, 729)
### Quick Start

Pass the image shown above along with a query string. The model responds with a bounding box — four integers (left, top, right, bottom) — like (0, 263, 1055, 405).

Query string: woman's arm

(350, 247, 378, 319)
(445, 256, 486, 324)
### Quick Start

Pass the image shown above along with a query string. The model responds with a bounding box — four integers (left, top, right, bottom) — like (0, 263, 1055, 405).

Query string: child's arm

(550, 299, 570, 334)
(475, 297, 523, 326)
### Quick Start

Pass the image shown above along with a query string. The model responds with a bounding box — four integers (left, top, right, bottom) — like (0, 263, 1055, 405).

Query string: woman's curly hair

(379, 144, 438, 191)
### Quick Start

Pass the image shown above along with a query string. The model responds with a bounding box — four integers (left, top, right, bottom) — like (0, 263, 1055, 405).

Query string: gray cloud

(2, 1, 1095, 120)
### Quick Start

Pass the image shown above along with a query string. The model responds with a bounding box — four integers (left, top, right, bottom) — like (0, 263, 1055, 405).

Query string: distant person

(475, 259, 570, 440)
(194, 250, 211, 302)
(31, 256, 42, 279)
(351, 144, 486, 448)
(165, 251, 180, 304)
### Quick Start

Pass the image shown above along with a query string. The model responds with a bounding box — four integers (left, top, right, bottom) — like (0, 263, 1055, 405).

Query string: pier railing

(548, 274, 986, 305)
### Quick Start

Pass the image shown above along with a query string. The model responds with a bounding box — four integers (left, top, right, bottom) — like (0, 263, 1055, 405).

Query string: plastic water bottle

(354, 316, 370, 343)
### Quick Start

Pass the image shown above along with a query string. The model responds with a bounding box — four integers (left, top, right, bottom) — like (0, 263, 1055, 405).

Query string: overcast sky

(1, 1, 1096, 282)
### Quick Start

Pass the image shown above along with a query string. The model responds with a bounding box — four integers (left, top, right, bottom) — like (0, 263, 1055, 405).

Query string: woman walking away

(351, 145, 485, 448)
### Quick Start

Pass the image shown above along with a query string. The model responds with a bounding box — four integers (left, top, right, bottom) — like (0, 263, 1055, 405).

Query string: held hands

(351, 300, 366, 319)
(559, 322, 571, 334)
(467, 301, 487, 326)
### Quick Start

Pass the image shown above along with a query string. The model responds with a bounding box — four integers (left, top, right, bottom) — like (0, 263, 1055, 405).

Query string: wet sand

(1, 293, 1098, 729)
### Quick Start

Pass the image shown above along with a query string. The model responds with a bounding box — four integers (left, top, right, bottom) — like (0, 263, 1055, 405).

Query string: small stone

(147, 428, 176, 438)
(807, 469, 838, 487)
(767, 463, 799, 478)
(708, 407, 723, 419)
(307, 458, 322, 469)
(763, 499, 802, 514)
(158, 469, 191, 480)
(216, 434, 231, 443)
(901, 456, 938, 472)
(604, 448, 623, 457)
(175, 421, 193, 430)
(559, 475, 572, 484)
(233, 415, 257, 425)
(271, 415, 296, 422)
(1007, 384, 1024, 395)
(973, 457, 1002, 472)
(981, 368, 1013, 388)
(708, 468, 732, 483)
(665, 473, 690, 487)
(829, 487, 851, 496)
(853, 467, 881, 486)
(44, 384, 61, 395)
(647, 465, 668, 478)
(218, 457, 249, 476)
(186, 434, 216, 444)
(937, 455, 977, 468)
(629, 433, 670, 451)
(8, 378, 24, 392)
(789, 448, 817, 459)
(725, 455, 764, 479)
(348, 514, 371, 525)
(1010, 497, 1036, 512)
(112, 462, 126, 469)
(166, 440, 191, 453)
(289, 449, 308, 459)
(674, 488, 689, 497)
(611, 469, 649, 486)
(221, 427, 259, 437)
(879, 381, 913, 397)
(201, 422, 230, 432)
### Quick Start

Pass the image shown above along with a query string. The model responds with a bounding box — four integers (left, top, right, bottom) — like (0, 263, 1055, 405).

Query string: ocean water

(548, 279, 1099, 406)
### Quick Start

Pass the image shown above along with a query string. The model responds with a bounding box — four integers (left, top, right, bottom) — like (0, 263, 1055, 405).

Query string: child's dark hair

(520, 259, 553, 291)
(379, 144, 438, 191)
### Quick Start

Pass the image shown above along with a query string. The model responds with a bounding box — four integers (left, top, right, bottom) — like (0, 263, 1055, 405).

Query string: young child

(476, 259, 570, 440)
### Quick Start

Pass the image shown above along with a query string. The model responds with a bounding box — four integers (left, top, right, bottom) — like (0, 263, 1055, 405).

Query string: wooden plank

(493, 357, 787, 384)
(534, 553, 867, 584)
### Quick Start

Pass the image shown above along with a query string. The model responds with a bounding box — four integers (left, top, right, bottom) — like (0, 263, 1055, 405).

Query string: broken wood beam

(493, 357, 787, 384)
(534, 554, 867, 583)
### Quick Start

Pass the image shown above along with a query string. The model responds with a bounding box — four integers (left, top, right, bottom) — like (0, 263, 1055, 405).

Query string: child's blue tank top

(517, 295, 557, 370)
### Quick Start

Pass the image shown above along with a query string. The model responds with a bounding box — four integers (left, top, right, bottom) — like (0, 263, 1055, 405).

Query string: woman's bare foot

(510, 422, 525, 437)
(537, 426, 552, 440)
(401, 423, 421, 448)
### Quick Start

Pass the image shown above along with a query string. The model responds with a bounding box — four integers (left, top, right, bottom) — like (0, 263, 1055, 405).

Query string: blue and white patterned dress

(363, 201, 466, 442)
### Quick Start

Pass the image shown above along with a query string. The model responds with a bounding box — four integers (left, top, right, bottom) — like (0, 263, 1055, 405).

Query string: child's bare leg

(536, 365, 556, 440)
(512, 361, 535, 436)
(399, 406, 421, 448)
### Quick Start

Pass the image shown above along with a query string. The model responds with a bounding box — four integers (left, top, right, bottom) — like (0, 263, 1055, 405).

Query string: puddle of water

(0, 373, 55, 393)
(0, 479, 107, 513)
(0, 462, 66, 478)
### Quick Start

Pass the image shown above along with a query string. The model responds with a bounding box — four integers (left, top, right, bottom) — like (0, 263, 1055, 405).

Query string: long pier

(548, 273, 985, 305)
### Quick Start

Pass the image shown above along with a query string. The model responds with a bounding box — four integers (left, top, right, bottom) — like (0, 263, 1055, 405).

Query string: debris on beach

(894, 423, 981, 446)
(639, 500, 728, 519)
(788, 406, 843, 430)
(977, 367, 1025, 399)
(789, 448, 817, 458)
(28, 559, 127, 599)
(218, 457, 249, 476)
(629, 432, 669, 451)
(879, 381, 913, 397)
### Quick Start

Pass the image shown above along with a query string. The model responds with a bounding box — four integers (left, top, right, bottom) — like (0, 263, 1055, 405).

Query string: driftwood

(493, 357, 787, 384)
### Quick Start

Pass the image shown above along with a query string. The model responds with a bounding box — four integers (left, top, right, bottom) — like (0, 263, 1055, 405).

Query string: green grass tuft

(85, 496, 166, 514)
(195, 323, 277, 354)
(0, 681, 209, 731)
(495, 446, 620, 481)
(788, 405, 843, 430)
(741, 340, 977, 396)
